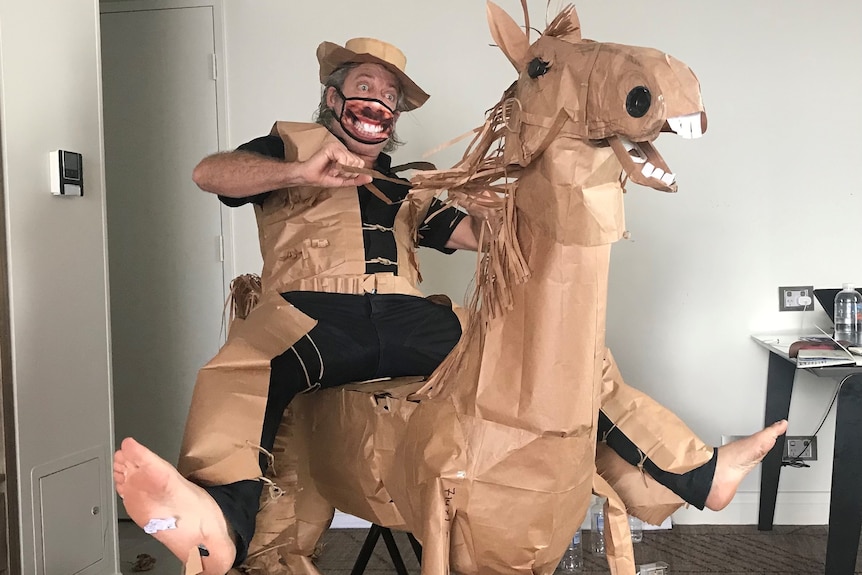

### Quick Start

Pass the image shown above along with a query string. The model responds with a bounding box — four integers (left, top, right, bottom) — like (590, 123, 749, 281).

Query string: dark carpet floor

(315, 525, 862, 575)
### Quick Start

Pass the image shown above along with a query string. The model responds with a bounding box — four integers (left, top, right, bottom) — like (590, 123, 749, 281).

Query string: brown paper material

(600, 349, 713, 475)
(242, 404, 333, 575)
(178, 3, 713, 574)
(178, 292, 317, 484)
(256, 122, 435, 297)
(184, 547, 203, 575)
(594, 474, 636, 575)
(595, 442, 685, 527)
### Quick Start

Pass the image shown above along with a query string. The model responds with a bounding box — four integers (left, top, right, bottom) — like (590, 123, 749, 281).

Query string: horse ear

(486, 1, 529, 73)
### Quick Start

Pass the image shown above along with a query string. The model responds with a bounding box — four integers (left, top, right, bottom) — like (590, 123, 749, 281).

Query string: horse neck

(453, 139, 622, 435)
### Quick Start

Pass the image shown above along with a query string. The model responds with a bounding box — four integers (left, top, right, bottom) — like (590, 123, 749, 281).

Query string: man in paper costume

(113, 28, 787, 575)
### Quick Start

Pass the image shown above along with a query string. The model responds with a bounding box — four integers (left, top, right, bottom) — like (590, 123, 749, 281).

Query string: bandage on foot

(113, 437, 237, 575)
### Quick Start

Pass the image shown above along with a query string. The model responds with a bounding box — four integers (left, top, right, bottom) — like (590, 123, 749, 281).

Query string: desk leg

(825, 374, 862, 575)
(758, 351, 795, 531)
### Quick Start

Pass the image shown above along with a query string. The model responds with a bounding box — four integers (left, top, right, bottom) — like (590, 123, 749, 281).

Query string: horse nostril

(527, 57, 551, 79)
(626, 86, 651, 118)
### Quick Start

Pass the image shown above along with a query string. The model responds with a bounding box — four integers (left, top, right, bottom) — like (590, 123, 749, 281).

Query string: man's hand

(193, 140, 373, 198)
(296, 141, 373, 188)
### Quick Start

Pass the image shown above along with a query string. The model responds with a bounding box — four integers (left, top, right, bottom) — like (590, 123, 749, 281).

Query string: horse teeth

(669, 112, 703, 139)
(661, 172, 676, 185)
(651, 167, 665, 180)
(688, 114, 703, 138)
(641, 162, 655, 177)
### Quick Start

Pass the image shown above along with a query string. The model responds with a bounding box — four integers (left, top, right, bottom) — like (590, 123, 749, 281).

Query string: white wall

(0, 0, 118, 572)
(585, 0, 862, 525)
(215, 0, 862, 525)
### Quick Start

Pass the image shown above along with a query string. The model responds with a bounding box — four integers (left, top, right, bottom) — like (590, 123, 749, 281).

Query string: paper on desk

(796, 349, 862, 368)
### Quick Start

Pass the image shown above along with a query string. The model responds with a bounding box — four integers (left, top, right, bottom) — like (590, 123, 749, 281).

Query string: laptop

(814, 287, 862, 322)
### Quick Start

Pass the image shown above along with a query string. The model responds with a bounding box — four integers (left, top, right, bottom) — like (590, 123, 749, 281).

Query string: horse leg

(417, 478, 456, 575)
(599, 348, 712, 473)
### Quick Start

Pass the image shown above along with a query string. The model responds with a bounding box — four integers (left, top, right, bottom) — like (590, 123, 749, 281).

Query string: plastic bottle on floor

(590, 497, 606, 556)
(559, 529, 583, 573)
(629, 515, 643, 543)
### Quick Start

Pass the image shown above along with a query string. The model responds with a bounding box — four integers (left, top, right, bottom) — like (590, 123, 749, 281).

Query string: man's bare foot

(705, 420, 789, 511)
(113, 437, 237, 575)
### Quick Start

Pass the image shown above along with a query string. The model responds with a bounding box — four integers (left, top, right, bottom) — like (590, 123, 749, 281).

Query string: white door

(101, 4, 226, 471)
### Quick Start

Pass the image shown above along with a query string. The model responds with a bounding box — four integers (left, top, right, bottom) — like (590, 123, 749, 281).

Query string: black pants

(205, 292, 715, 566)
(598, 411, 715, 509)
(205, 291, 463, 565)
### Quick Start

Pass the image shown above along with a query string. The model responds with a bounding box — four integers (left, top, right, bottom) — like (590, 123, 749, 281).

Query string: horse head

(489, 2, 707, 194)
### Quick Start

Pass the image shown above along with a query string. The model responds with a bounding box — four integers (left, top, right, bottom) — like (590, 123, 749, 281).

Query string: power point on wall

(778, 285, 814, 311)
(783, 436, 817, 462)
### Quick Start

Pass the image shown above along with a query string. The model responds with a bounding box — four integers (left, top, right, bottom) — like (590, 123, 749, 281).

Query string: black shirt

(220, 134, 467, 275)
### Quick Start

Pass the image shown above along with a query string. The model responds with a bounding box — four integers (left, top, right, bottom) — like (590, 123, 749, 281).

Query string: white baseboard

(332, 511, 672, 531)
(332, 491, 830, 530)
(672, 490, 830, 525)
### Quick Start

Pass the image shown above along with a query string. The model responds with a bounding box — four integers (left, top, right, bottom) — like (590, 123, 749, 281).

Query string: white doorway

(100, 1, 230, 476)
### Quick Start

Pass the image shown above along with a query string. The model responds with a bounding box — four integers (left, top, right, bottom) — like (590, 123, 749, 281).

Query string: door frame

(0, 113, 21, 575)
(100, 0, 236, 294)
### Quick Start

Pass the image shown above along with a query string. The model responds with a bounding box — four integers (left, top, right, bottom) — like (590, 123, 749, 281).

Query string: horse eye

(527, 57, 551, 79)
(626, 86, 651, 118)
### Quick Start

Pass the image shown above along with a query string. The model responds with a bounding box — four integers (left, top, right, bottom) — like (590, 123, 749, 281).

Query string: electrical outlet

(779, 285, 814, 311)
(783, 436, 817, 461)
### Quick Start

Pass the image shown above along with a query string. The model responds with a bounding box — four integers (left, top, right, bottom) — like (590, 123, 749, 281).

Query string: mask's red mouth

(341, 98, 395, 144)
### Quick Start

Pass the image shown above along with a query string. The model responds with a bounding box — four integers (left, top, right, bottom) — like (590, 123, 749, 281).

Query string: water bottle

(834, 284, 862, 345)
(590, 497, 605, 556)
(559, 529, 583, 573)
(629, 515, 643, 543)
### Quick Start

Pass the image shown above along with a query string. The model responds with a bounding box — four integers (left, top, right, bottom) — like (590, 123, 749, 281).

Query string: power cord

(781, 372, 850, 468)
(797, 295, 812, 334)
(783, 303, 842, 468)
(781, 294, 814, 467)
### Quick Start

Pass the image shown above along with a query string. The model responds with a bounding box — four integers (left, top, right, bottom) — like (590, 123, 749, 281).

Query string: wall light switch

(50, 150, 83, 197)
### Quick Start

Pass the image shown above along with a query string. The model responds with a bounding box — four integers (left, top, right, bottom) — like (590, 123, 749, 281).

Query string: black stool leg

(350, 524, 419, 575)
(381, 527, 410, 575)
(350, 524, 383, 575)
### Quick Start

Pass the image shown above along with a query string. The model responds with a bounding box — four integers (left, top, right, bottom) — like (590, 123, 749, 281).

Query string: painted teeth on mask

(354, 121, 384, 134)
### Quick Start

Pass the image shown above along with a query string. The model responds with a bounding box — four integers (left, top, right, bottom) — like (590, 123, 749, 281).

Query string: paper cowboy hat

(316, 37, 430, 111)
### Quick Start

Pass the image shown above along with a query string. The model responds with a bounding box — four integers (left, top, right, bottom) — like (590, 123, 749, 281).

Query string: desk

(752, 334, 862, 575)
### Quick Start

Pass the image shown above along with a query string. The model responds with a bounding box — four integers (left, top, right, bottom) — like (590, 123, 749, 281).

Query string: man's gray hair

(313, 63, 406, 153)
